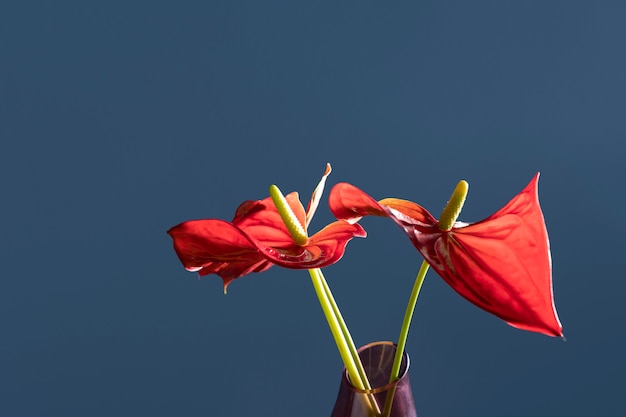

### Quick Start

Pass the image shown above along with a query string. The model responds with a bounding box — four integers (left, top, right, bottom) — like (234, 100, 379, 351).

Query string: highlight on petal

(377, 198, 437, 227)
(328, 174, 562, 337)
(329, 182, 436, 231)
(262, 221, 366, 269)
(328, 182, 388, 223)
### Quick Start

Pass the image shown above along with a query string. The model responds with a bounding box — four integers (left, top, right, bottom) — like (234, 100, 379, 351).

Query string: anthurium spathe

(168, 164, 365, 291)
(329, 174, 563, 337)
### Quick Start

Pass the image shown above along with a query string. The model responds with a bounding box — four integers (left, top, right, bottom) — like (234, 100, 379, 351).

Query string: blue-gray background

(2, 1, 624, 416)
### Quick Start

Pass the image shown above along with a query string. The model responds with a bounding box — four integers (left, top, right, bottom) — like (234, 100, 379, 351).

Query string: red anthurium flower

(329, 174, 563, 337)
(168, 164, 366, 291)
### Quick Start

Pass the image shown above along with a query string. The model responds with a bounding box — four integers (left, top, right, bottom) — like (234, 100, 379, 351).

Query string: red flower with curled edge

(329, 174, 563, 337)
(168, 164, 366, 291)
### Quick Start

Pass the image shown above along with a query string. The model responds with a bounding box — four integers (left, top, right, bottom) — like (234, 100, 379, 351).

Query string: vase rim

(343, 341, 411, 395)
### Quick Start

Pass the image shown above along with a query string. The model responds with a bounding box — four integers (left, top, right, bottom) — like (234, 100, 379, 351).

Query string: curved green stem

(381, 261, 429, 417)
(382, 180, 470, 417)
(390, 261, 429, 380)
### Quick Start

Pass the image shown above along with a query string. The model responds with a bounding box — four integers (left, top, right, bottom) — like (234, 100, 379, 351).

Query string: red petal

(169, 191, 364, 289)
(167, 219, 273, 288)
(233, 192, 306, 246)
(260, 221, 366, 269)
(328, 182, 388, 222)
(404, 174, 562, 337)
(329, 176, 562, 337)
(453, 174, 561, 336)
(377, 198, 437, 228)
(329, 183, 437, 226)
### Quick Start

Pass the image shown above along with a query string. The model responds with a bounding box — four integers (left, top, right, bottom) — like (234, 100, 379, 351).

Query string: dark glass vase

(330, 341, 417, 417)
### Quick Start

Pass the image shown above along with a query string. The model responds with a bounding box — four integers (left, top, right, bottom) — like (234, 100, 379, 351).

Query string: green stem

(382, 179, 469, 417)
(267, 175, 379, 412)
(309, 268, 380, 415)
(381, 261, 430, 417)
(391, 261, 429, 380)
(317, 270, 373, 391)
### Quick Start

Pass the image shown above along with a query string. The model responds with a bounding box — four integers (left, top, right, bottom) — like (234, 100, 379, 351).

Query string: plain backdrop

(2, 1, 624, 416)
